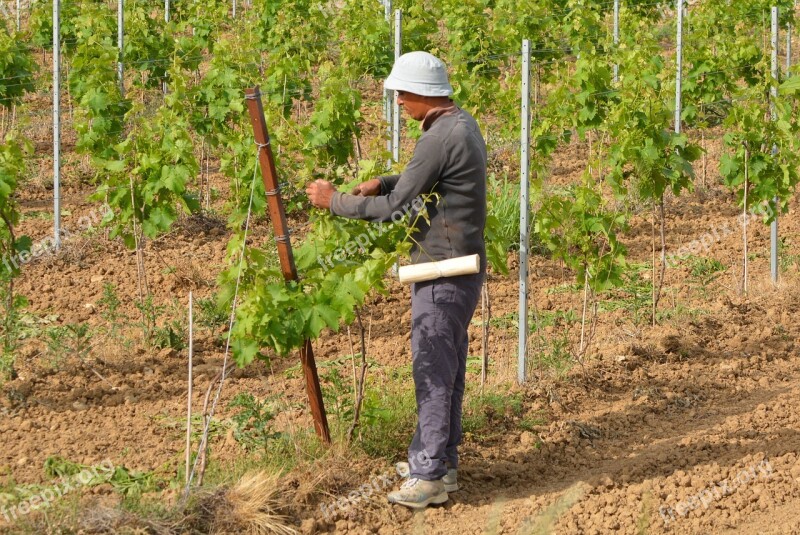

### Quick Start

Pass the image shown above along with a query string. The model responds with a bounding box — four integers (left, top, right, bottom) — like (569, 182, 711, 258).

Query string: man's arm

(329, 137, 445, 223)
(379, 175, 401, 195)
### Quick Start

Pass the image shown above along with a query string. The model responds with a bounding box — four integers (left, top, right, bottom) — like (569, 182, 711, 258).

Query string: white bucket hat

(384, 51, 454, 97)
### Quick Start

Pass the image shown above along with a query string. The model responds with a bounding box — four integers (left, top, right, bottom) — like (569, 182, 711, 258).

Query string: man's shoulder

(426, 108, 480, 139)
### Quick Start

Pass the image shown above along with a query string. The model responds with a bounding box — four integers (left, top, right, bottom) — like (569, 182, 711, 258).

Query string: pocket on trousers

(431, 279, 458, 305)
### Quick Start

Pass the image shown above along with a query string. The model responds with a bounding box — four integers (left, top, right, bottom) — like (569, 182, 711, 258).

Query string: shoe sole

(390, 491, 449, 510)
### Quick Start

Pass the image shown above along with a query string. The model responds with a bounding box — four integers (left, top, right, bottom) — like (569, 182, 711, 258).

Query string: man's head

(385, 51, 453, 120)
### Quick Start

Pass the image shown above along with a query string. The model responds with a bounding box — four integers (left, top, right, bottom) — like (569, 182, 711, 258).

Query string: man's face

(395, 91, 429, 121)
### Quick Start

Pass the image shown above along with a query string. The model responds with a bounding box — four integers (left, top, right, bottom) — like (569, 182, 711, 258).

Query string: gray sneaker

(387, 478, 448, 509)
(395, 461, 459, 492)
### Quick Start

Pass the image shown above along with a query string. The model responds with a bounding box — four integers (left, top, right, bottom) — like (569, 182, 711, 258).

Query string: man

(306, 51, 487, 509)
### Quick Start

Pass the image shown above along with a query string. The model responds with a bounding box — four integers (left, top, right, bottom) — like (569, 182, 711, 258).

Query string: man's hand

(352, 178, 381, 197)
(306, 179, 336, 210)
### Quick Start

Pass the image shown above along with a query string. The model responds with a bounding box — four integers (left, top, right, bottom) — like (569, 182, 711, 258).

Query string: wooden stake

(245, 87, 331, 444)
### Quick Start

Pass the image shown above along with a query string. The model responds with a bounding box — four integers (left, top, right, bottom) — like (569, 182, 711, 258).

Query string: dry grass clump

(186, 471, 296, 535)
(29, 471, 296, 535)
(76, 507, 177, 534)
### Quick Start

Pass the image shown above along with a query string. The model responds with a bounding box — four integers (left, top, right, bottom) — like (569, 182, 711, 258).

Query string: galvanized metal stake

(53, 0, 61, 249)
(384, 0, 393, 169)
(675, 0, 684, 135)
(518, 39, 531, 385)
(232, 0, 236, 18)
(118, 0, 124, 96)
(788, 1, 795, 73)
(16, 0, 20, 32)
(392, 9, 402, 164)
(163, 0, 169, 95)
(771, 6, 779, 284)
(613, 0, 620, 83)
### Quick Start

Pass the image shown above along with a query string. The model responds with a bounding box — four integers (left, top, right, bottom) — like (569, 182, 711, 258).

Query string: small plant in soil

(44, 323, 93, 371)
(319, 367, 355, 424)
(152, 320, 187, 351)
(134, 296, 187, 351)
(196, 296, 229, 329)
(530, 331, 574, 379)
(600, 264, 653, 327)
(687, 256, 726, 297)
(97, 283, 132, 349)
(778, 237, 800, 274)
(228, 393, 282, 454)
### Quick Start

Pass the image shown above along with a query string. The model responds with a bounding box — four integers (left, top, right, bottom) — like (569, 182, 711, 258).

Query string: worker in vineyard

(306, 51, 487, 509)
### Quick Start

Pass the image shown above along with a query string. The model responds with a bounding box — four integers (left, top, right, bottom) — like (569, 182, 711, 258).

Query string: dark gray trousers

(407, 272, 484, 480)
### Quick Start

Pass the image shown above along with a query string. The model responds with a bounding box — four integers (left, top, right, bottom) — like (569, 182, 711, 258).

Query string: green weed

(779, 237, 800, 273)
(486, 173, 521, 251)
(489, 311, 517, 330)
(599, 263, 653, 326)
(530, 331, 574, 378)
(44, 323, 92, 370)
(196, 296, 229, 329)
(133, 295, 187, 351)
(0, 292, 27, 383)
(531, 309, 579, 332)
(462, 390, 524, 438)
(688, 256, 725, 280)
(228, 393, 282, 454)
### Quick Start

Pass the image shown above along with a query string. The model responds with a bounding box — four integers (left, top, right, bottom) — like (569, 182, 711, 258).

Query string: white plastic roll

(398, 254, 480, 284)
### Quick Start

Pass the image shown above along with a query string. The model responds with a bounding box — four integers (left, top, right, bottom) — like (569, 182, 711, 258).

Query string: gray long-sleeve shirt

(330, 106, 487, 270)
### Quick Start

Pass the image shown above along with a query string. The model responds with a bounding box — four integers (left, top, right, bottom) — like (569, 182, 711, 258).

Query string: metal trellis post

(771, 6, 779, 284)
(163, 0, 170, 94)
(385, 0, 393, 168)
(613, 0, 620, 83)
(675, 0, 683, 135)
(53, 0, 61, 249)
(118, 0, 124, 96)
(392, 9, 402, 164)
(788, 1, 795, 72)
(518, 39, 531, 385)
